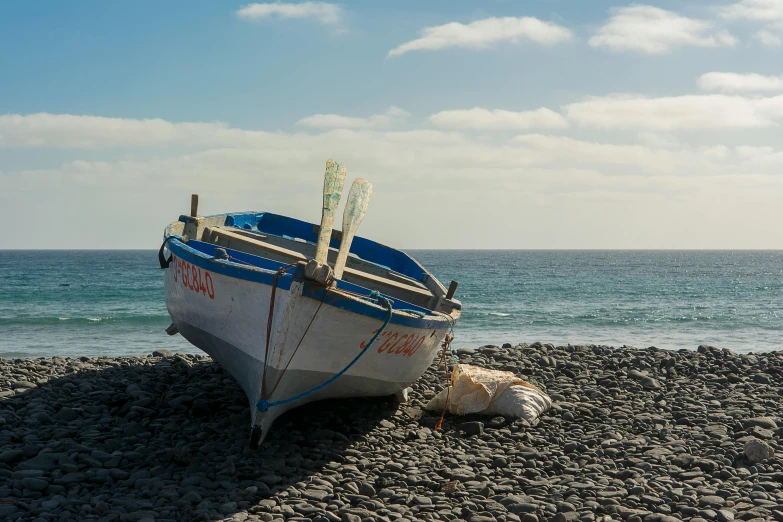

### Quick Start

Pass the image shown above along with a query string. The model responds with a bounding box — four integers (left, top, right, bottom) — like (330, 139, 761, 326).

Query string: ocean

(0, 250, 781, 358)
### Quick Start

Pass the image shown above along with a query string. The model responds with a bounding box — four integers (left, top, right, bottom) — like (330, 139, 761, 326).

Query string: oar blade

(342, 178, 373, 230)
(322, 159, 347, 209)
(333, 178, 373, 279)
(314, 159, 347, 264)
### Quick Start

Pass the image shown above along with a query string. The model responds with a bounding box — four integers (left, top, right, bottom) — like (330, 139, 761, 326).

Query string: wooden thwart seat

(203, 226, 435, 308)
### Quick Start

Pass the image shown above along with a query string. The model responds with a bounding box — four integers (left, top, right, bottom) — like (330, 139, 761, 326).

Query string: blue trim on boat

(185, 239, 287, 273)
(174, 211, 425, 280)
(166, 237, 294, 290)
(163, 211, 456, 328)
(171, 211, 435, 287)
(163, 234, 450, 329)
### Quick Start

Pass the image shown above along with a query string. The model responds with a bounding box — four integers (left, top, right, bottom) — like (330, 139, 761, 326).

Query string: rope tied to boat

(261, 264, 297, 399)
(158, 236, 178, 269)
(434, 314, 456, 431)
(212, 248, 257, 266)
(256, 289, 394, 413)
(265, 290, 328, 400)
(328, 290, 426, 318)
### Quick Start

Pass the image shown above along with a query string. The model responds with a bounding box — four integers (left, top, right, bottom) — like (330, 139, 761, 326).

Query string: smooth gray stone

(11, 469, 45, 479)
(56, 407, 78, 422)
(17, 452, 65, 471)
(461, 421, 484, 436)
(0, 450, 23, 464)
(510, 504, 539, 514)
(0, 505, 22, 517)
(54, 472, 86, 485)
(744, 417, 778, 429)
(745, 439, 774, 463)
(716, 510, 735, 522)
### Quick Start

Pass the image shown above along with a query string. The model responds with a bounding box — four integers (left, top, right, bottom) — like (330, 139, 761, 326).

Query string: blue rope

(256, 290, 394, 413)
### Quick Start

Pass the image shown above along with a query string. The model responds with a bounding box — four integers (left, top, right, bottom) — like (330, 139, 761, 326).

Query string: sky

(2, 0, 783, 249)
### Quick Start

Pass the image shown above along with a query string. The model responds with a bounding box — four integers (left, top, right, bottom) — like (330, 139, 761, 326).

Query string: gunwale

(163, 212, 461, 328)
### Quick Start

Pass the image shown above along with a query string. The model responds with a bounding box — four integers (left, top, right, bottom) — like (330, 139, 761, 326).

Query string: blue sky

(2, 1, 783, 248)
(2, 0, 772, 125)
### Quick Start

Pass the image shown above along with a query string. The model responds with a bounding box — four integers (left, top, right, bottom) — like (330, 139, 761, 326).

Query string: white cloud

(512, 134, 682, 172)
(387, 16, 573, 57)
(508, 134, 780, 176)
(6, 113, 781, 178)
(428, 107, 568, 130)
(736, 144, 775, 158)
(636, 132, 682, 149)
(721, 0, 783, 46)
(297, 107, 410, 129)
(589, 5, 738, 54)
(720, 0, 783, 22)
(754, 28, 783, 45)
(237, 2, 341, 25)
(565, 93, 783, 130)
(0, 113, 276, 149)
(698, 72, 783, 92)
(4, 112, 783, 249)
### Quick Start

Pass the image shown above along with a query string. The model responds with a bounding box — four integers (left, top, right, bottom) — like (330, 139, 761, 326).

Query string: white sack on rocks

(425, 364, 552, 423)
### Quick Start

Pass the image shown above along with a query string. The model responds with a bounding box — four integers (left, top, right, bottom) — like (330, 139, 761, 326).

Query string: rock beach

(1, 343, 783, 521)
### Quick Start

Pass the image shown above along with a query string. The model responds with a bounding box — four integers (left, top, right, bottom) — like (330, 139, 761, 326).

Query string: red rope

(434, 333, 452, 430)
(261, 265, 295, 398)
(267, 291, 327, 400)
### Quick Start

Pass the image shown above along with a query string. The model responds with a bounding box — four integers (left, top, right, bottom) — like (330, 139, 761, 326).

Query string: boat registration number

(173, 256, 215, 300)
(361, 330, 427, 357)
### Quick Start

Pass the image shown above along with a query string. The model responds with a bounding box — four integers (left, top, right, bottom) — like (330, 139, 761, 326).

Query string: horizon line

(2, 248, 782, 252)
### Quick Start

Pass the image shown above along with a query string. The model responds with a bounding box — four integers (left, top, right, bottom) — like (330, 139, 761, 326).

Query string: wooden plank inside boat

(214, 226, 429, 291)
(203, 226, 435, 308)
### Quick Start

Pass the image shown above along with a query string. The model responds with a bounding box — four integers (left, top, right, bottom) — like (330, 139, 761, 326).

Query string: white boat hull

(164, 252, 451, 443)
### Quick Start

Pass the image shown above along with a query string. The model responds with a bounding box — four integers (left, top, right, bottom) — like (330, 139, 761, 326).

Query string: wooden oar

(313, 160, 347, 265)
(333, 178, 373, 280)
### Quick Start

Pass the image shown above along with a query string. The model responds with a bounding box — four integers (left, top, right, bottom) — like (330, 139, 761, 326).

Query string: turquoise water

(1, 250, 781, 358)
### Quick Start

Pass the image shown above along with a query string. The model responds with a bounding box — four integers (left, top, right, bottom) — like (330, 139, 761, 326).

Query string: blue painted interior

(178, 211, 428, 282)
(169, 237, 439, 319)
(224, 212, 265, 231)
(179, 212, 429, 282)
(252, 212, 426, 281)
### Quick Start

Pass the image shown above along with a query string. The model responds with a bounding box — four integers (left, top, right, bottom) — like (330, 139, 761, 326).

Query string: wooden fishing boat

(159, 161, 461, 444)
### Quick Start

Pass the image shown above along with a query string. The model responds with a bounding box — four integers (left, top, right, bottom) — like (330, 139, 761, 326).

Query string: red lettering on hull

(360, 329, 426, 357)
(173, 256, 215, 299)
